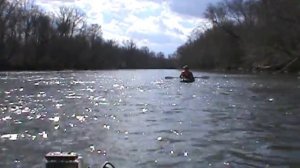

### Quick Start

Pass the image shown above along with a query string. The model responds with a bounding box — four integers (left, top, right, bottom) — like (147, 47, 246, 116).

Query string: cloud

(142, 0, 221, 17)
(35, 0, 215, 55)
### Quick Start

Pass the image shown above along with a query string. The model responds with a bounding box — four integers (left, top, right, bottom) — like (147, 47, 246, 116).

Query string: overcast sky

(35, 0, 220, 55)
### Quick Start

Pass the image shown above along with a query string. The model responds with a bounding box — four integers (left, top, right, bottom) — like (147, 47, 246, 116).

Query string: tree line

(176, 0, 300, 72)
(0, 0, 176, 70)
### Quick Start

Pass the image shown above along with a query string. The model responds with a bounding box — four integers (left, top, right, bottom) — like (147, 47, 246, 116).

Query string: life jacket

(180, 71, 194, 79)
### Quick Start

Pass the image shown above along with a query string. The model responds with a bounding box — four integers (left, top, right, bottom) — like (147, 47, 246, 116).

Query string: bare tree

(56, 6, 85, 37)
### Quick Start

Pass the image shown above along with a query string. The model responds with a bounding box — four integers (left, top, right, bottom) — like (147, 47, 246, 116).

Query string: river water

(0, 70, 299, 168)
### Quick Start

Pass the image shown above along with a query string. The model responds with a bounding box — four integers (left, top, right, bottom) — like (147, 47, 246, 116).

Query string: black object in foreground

(102, 161, 116, 168)
(165, 76, 209, 79)
(45, 152, 115, 168)
(45, 152, 81, 168)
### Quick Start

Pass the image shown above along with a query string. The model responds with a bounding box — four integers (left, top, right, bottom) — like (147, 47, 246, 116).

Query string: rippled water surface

(0, 70, 299, 168)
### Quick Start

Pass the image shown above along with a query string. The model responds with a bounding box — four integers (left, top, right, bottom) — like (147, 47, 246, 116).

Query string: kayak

(45, 152, 115, 168)
(180, 78, 195, 83)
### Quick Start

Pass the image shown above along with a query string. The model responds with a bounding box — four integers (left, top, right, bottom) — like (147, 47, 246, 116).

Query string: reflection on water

(0, 70, 299, 168)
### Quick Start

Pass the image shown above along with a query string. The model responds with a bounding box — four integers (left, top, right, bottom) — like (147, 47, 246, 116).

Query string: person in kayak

(180, 65, 195, 82)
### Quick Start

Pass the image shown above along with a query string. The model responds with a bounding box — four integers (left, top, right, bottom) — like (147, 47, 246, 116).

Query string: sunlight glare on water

(0, 70, 299, 168)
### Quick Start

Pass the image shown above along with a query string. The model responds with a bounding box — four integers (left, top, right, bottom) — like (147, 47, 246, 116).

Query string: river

(0, 70, 299, 168)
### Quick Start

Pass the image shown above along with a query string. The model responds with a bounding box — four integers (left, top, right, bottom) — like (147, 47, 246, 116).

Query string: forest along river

(0, 70, 299, 168)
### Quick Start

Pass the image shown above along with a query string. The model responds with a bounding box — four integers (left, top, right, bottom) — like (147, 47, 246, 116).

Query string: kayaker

(180, 65, 195, 82)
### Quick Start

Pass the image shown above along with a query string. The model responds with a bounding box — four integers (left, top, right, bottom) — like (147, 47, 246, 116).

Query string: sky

(35, 0, 221, 55)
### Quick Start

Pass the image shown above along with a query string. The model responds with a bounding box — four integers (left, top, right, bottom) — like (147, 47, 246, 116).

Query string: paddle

(165, 76, 209, 79)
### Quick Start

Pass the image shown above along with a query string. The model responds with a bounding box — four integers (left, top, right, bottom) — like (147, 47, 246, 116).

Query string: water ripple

(0, 70, 299, 168)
